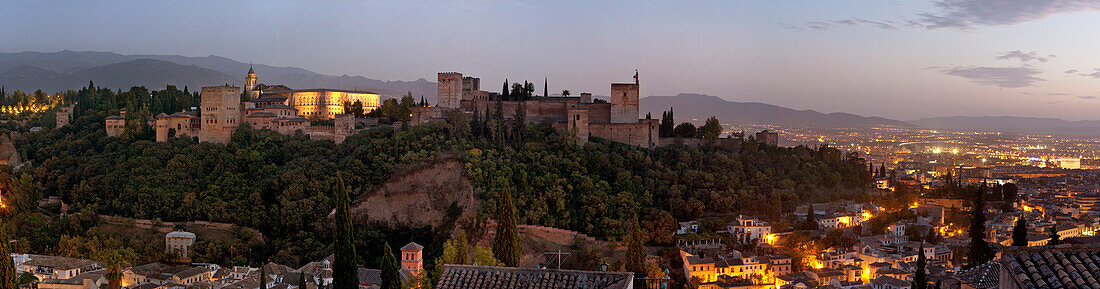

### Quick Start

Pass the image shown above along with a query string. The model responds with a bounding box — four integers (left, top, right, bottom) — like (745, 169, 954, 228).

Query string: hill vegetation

(4, 84, 872, 272)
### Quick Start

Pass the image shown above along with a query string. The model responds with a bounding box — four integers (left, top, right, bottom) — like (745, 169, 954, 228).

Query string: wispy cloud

(1047, 100, 1063, 105)
(1079, 69, 1100, 78)
(1065, 69, 1079, 74)
(917, 0, 1100, 29)
(1077, 95, 1098, 100)
(995, 50, 1051, 63)
(939, 66, 1044, 88)
(805, 21, 835, 31)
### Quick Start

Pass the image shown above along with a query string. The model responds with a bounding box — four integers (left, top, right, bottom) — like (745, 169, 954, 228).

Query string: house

(435, 265, 633, 289)
(677, 221, 700, 235)
(724, 215, 772, 244)
(20, 254, 102, 280)
(870, 276, 910, 289)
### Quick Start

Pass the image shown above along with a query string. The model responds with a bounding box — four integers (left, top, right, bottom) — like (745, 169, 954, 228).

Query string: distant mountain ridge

(640, 93, 913, 128)
(0, 50, 436, 100)
(911, 116, 1100, 135)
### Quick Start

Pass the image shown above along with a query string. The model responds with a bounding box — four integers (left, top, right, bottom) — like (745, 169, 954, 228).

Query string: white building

(165, 230, 197, 258)
(725, 215, 772, 244)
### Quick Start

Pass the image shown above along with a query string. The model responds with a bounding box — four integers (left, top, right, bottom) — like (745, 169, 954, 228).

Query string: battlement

(438, 72, 463, 78)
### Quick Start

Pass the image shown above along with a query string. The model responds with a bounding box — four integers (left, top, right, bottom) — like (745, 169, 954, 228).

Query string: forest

(2, 83, 873, 271)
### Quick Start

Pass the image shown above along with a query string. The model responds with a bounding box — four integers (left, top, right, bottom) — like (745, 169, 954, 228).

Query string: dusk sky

(4, 0, 1100, 120)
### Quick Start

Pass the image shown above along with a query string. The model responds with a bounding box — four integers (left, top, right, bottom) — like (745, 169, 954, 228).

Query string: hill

(0, 50, 437, 99)
(639, 93, 912, 128)
(911, 116, 1100, 135)
(0, 59, 238, 93)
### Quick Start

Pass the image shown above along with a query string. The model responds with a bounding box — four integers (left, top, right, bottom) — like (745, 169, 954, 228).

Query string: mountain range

(5, 51, 1100, 133)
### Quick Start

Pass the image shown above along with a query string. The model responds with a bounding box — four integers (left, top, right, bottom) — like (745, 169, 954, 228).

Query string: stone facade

(265, 89, 380, 120)
(415, 71, 657, 148)
(199, 86, 242, 144)
(755, 130, 779, 146)
(56, 104, 74, 128)
(105, 116, 125, 137)
(437, 72, 463, 109)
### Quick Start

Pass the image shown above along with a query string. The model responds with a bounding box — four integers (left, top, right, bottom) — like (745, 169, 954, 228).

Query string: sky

(3, 0, 1100, 120)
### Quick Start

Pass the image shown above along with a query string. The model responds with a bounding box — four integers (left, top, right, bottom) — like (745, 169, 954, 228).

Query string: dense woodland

(2, 84, 872, 274)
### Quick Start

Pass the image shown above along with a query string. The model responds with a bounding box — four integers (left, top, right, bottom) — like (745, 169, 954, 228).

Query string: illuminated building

(724, 215, 772, 244)
(243, 67, 381, 120)
(679, 250, 770, 285)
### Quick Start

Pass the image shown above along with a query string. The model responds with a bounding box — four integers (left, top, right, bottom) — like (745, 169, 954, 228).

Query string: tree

(623, 221, 647, 276)
(1048, 225, 1062, 246)
(97, 248, 136, 289)
(966, 183, 994, 268)
(1012, 218, 1028, 246)
(332, 174, 359, 289)
(912, 244, 928, 289)
(502, 79, 509, 98)
(673, 122, 697, 138)
(0, 224, 15, 289)
(260, 265, 268, 289)
(492, 187, 521, 266)
(298, 269, 307, 289)
(561, 90, 570, 97)
(699, 117, 722, 144)
(659, 108, 674, 137)
(802, 204, 817, 230)
(380, 244, 401, 289)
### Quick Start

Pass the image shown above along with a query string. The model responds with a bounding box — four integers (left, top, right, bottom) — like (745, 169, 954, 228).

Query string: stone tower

(437, 72, 463, 109)
(610, 72, 639, 124)
(199, 85, 242, 144)
(244, 65, 259, 99)
(400, 242, 424, 278)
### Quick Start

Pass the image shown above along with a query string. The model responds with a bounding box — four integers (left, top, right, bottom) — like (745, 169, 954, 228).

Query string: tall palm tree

(97, 248, 136, 289)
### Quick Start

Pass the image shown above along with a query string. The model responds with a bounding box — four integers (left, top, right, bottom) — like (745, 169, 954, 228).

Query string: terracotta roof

(358, 268, 381, 286)
(954, 261, 1000, 289)
(435, 265, 633, 289)
(401, 242, 424, 251)
(22, 255, 100, 270)
(1000, 244, 1100, 288)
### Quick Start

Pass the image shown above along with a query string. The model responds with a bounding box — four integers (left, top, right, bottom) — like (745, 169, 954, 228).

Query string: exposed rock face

(0, 135, 22, 168)
(349, 159, 478, 228)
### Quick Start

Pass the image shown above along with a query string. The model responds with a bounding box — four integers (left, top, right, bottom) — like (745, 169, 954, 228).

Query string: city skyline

(4, 0, 1100, 120)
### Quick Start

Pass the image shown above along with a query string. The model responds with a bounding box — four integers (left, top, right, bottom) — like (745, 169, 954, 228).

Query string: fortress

(144, 67, 378, 144)
(412, 71, 659, 147)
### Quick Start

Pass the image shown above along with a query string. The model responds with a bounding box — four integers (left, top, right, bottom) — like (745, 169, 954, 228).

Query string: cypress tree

(260, 265, 268, 289)
(1048, 225, 1062, 246)
(502, 80, 509, 98)
(332, 174, 359, 289)
(966, 183, 994, 268)
(0, 224, 15, 289)
(624, 221, 647, 276)
(380, 244, 401, 289)
(912, 244, 928, 289)
(492, 186, 521, 266)
(804, 204, 817, 230)
(298, 271, 307, 289)
(543, 78, 548, 98)
(1011, 218, 1028, 246)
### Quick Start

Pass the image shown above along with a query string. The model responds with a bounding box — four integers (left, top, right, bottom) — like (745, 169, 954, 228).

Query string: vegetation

(1048, 225, 1062, 246)
(332, 174, 358, 289)
(492, 187, 520, 267)
(912, 244, 927, 289)
(7, 83, 873, 273)
(966, 183, 995, 268)
(380, 244, 401, 289)
(0, 224, 15, 289)
(1012, 218, 1028, 246)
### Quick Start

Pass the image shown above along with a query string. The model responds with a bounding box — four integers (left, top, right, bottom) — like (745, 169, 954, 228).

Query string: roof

(401, 242, 424, 251)
(953, 261, 1001, 289)
(871, 276, 909, 288)
(246, 112, 277, 118)
(266, 88, 379, 95)
(128, 262, 169, 275)
(435, 265, 633, 289)
(166, 231, 196, 239)
(999, 244, 1100, 288)
(106, 116, 124, 120)
(173, 267, 211, 279)
(22, 255, 100, 270)
(358, 268, 381, 285)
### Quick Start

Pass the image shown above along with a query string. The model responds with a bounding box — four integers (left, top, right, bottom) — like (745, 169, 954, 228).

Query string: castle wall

(437, 72, 463, 109)
(105, 118, 125, 137)
(566, 109, 589, 146)
(589, 119, 659, 148)
(155, 117, 168, 142)
(610, 83, 639, 124)
(585, 103, 612, 124)
(199, 86, 241, 144)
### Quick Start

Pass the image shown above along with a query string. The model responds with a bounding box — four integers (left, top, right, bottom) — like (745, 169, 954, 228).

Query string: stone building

(165, 230, 196, 258)
(56, 104, 75, 128)
(105, 108, 126, 137)
(755, 130, 779, 146)
(199, 86, 242, 144)
(413, 71, 659, 148)
(243, 66, 381, 120)
(399, 242, 424, 279)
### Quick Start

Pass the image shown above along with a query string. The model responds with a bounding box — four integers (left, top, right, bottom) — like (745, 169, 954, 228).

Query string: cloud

(939, 66, 1044, 88)
(1047, 100, 1063, 105)
(805, 21, 835, 31)
(1065, 69, 1079, 74)
(1078, 95, 1098, 100)
(995, 50, 1050, 62)
(851, 18, 900, 30)
(917, 0, 1100, 29)
(1079, 69, 1100, 78)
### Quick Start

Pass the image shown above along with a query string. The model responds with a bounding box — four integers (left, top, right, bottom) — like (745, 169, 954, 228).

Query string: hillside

(0, 50, 437, 99)
(639, 93, 912, 128)
(347, 159, 479, 228)
(911, 116, 1100, 135)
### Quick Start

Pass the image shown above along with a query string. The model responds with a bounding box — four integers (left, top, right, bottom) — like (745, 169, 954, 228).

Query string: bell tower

(245, 65, 258, 96)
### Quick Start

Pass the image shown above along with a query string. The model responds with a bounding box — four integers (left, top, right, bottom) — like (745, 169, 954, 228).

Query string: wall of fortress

(588, 119, 660, 148)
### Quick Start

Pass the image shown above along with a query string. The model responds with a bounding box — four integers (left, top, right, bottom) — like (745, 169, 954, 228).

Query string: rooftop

(435, 265, 633, 289)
